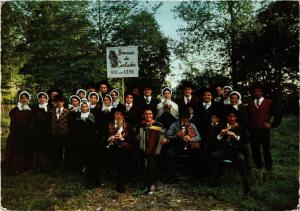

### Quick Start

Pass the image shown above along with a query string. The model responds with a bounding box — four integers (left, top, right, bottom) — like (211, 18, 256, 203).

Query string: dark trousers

(210, 146, 249, 184)
(51, 135, 67, 169)
(249, 128, 272, 170)
(143, 154, 158, 187)
(109, 146, 133, 187)
(163, 140, 206, 180)
(84, 140, 102, 183)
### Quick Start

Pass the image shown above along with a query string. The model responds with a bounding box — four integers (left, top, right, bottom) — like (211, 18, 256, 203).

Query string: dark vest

(248, 98, 272, 129)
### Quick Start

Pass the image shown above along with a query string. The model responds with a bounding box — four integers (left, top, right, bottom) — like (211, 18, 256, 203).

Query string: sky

(155, 1, 185, 87)
(153, 1, 264, 88)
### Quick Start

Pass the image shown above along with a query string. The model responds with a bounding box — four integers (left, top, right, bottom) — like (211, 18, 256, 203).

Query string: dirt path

(58, 181, 237, 210)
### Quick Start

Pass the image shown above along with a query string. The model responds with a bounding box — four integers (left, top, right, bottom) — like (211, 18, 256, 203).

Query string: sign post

(106, 46, 139, 103)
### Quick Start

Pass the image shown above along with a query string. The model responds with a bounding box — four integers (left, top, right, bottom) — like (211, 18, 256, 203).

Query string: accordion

(139, 125, 165, 155)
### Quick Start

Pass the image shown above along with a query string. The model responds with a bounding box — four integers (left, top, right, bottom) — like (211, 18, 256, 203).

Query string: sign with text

(106, 46, 139, 78)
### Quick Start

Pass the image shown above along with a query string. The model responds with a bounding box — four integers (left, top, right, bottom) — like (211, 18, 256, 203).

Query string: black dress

(5, 107, 33, 173)
(31, 105, 52, 170)
(73, 112, 101, 185)
(67, 109, 81, 171)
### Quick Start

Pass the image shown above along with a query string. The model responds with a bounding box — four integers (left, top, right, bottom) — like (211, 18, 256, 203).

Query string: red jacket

(248, 98, 273, 129)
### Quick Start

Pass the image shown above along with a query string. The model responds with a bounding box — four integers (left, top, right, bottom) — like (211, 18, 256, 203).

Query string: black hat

(53, 94, 65, 102)
(124, 91, 135, 97)
(199, 87, 214, 96)
(85, 82, 97, 90)
(225, 108, 239, 117)
(179, 109, 190, 119)
(142, 105, 155, 114)
(210, 110, 221, 118)
(127, 81, 142, 91)
(47, 88, 62, 96)
(112, 104, 126, 116)
(181, 80, 195, 90)
(250, 83, 264, 92)
(97, 80, 111, 91)
(141, 80, 155, 90)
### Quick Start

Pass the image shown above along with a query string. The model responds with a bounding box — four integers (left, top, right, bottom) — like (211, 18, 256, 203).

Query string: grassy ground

(1, 116, 299, 210)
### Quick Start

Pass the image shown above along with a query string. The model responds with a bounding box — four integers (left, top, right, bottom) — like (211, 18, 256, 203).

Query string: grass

(1, 115, 299, 210)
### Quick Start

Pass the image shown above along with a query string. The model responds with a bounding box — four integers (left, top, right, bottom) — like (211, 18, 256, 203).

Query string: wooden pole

(122, 77, 125, 104)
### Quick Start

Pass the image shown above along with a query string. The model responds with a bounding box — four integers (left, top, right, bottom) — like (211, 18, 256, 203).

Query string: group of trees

(2, 1, 170, 96)
(2, 1, 298, 112)
(174, 1, 298, 111)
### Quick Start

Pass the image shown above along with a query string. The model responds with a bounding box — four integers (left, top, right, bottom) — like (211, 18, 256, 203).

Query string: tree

(173, 1, 255, 88)
(111, 10, 171, 89)
(235, 1, 299, 100)
(15, 1, 102, 93)
(88, 1, 141, 79)
(1, 2, 28, 90)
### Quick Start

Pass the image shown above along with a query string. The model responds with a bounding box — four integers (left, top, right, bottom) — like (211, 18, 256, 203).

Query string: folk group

(4, 80, 281, 195)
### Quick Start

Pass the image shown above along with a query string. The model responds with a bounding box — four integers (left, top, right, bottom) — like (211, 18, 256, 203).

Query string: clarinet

(223, 124, 239, 148)
(106, 126, 124, 149)
(181, 125, 190, 151)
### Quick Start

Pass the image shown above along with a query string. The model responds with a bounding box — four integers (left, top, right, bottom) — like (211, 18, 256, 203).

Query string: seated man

(163, 111, 202, 182)
(209, 109, 250, 194)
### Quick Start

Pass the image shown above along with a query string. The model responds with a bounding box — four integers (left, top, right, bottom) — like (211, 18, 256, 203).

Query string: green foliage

(173, 1, 255, 85)
(235, 1, 299, 100)
(1, 2, 28, 90)
(16, 1, 101, 92)
(112, 10, 171, 88)
(174, 1, 299, 111)
(2, 1, 170, 96)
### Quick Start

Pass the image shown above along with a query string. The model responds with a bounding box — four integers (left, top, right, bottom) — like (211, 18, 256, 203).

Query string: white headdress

(229, 91, 242, 105)
(76, 89, 87, 98)
(88, 92, 100, 102)
(36, 92, 49, 102)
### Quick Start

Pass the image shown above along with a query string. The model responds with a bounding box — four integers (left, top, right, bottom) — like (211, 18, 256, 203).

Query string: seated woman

(209, 109, 250, 194)
(5, 90, 33, 174)
(136, 107, 167, 194)
(156, 87, 179, 130)
(106, 105, 135, 193)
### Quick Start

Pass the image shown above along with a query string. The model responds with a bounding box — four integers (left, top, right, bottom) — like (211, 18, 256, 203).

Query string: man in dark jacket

(138, 83, 159, 116)
(209, 109, 250, 194)
(247, 83, 282, 171)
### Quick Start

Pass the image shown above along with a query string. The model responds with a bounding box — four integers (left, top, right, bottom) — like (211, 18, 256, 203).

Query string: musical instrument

(139, 125, 165, 155)
(106, 126, 124, 149)
(180, 123, 200, 150)
(220, 123, 240, 148)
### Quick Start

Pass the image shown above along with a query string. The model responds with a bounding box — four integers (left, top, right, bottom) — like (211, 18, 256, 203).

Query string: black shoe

(116, 184, 125, 193)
